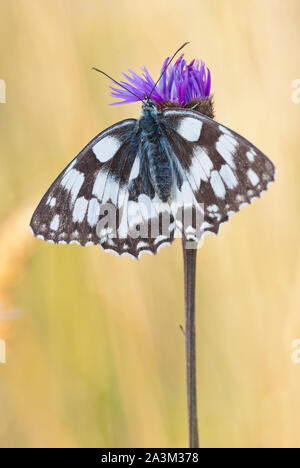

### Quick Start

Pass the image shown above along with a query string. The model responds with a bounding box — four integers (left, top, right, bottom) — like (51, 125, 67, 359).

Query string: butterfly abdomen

(140, 110, 173, 202)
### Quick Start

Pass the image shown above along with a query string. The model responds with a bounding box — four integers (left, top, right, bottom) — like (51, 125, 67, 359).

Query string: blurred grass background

(0, 0, 299, 448)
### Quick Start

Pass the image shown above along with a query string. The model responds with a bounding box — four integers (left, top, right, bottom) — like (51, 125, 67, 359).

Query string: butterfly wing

(30, 119, 136, 249)
(31, 108, 276, 259)
(161, 107, 276, 239)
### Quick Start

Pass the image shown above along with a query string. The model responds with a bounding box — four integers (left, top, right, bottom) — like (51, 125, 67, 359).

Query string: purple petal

(110, 54, 211, 105)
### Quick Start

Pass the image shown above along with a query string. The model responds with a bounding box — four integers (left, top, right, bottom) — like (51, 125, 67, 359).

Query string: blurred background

(0, 0, 299, 448)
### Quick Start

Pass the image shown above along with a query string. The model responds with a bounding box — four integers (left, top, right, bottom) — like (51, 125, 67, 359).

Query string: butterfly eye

(144, 99, 156, 111)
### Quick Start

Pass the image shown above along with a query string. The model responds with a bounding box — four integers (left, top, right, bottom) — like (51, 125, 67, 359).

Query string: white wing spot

(247, 169, 259, 186)
(137, 241, 149, 249)
(207, 204, 219, 212)
(92, 135, 121, 162)
(186, 225, 196, 234)
(118, 191, 130, 239)
(129, 157, 140, 181)
(138, 194, 153, 219)
(202, 221, 214, 229)
(216, 134, 237, 169)
(50, 214, 60, 231)
(219, 164, 238, 189)
(176, 117, 202, 142)
(210, 170, 226, 199)
(154, 235, 168, 245)
(70, 240, 80, 245)
(128, 201, 143, 227)
(92, 170, 108, 201)
(73, 196, 88, 222)
(181, 180, 196, 206)
(61, 169, 85, 204)
(102, 175, 119, 205)
(246, 148, 256, 162)
(218, 125, 233, 137)
(107, 239, 116, 247)
(189, 153, 208, 186)
(46, 196, 56, 207)
(193, 147, 213, 177)
(87, 198, 100, 227)
(65, 159, 77, 173)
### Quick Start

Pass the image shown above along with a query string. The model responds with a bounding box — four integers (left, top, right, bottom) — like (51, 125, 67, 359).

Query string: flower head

(110, 54, 211, 107)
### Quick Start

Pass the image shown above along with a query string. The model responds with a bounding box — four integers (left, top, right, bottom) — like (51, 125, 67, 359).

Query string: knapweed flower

(110, 54, 211, 109)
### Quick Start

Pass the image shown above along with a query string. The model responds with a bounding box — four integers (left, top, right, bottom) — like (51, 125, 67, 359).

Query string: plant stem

(182, 239, 199, 448)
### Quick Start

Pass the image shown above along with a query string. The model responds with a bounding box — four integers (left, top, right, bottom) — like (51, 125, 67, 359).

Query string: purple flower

(110, 54, 211, 106)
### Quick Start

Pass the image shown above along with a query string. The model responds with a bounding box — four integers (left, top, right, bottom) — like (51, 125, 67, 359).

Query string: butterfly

(30, 97, 276, 259)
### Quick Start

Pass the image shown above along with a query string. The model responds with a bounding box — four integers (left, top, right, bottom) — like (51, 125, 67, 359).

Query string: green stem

(182, 239, 199, 448)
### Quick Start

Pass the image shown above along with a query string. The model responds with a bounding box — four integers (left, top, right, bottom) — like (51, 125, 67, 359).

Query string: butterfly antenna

(148, 42, 189, 100)
(92, 67, 146, 103)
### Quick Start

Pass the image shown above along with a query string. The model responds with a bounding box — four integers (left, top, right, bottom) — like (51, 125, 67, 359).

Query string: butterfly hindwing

(162, 108, 276, 238)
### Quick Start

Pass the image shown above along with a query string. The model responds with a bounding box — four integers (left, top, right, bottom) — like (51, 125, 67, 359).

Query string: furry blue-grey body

(137, 100, 174, 202)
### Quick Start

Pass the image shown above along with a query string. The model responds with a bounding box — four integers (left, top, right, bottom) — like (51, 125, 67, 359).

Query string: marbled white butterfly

(30, 50, 276, 259)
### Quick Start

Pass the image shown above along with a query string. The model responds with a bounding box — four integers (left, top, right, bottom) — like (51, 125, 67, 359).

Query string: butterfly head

(142, 98, 157, 113)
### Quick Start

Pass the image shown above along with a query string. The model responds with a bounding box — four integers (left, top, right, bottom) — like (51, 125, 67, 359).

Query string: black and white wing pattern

(30, 118, 175, 259)
(162, 108, 276, 239)
(31, 106, 276, 259)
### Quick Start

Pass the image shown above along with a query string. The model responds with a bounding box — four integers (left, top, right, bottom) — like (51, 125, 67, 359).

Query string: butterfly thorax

(139, 100, 173, 202)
